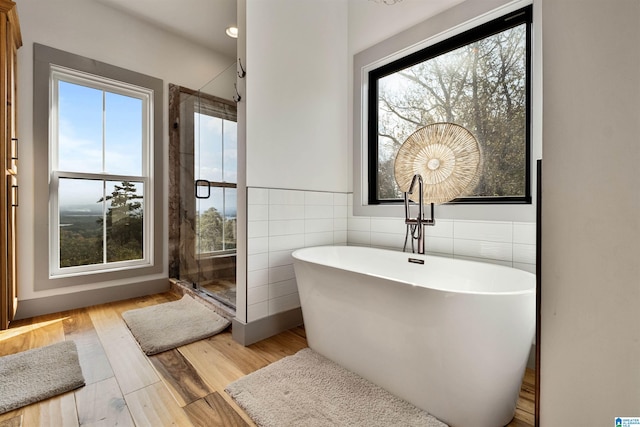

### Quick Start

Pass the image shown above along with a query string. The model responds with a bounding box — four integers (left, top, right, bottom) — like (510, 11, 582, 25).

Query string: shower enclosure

(169, 64, 238, 310)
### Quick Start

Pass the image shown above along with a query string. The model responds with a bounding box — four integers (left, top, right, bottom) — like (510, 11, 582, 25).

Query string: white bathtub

(292, 245, 535, 427)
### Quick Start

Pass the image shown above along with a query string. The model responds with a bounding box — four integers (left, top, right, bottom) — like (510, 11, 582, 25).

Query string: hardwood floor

(0, 292, 534, 426)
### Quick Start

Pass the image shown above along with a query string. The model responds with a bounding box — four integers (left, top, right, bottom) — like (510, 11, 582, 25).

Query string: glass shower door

(171, 63, 238, 311)
(192, 105, 238, 308)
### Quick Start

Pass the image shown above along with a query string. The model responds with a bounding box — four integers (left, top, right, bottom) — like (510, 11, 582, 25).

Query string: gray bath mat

(122, 295, 230, 355)
(225, 348, 448, 427)
(0, 340, 85, 414)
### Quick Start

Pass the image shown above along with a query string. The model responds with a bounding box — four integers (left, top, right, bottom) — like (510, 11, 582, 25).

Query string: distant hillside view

(59, 208, 108, 268)
(59, 181, 236, 268)
(59, 181, 144, 267)
(195, 207, 237, 253)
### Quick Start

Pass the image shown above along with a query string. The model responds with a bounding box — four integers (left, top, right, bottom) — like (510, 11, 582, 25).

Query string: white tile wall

(246, 187, 348, 322)
(453, 220, 513, 242)
(245, 188, 537, 323)
(346, 194, 537, 272)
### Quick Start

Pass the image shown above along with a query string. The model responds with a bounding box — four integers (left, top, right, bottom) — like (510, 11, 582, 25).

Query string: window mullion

(102, 180, 108, 265)
(50, 172, 60, 272)
(222, 188, 226, 251)
(102, 90, 107, 265)
(102, 90, 106, 173)
(221, 119, 225, 182)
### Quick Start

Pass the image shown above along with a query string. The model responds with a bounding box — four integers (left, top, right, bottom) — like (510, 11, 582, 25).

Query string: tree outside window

(370, 6, 531, 204)
(51, 66, 152, 274)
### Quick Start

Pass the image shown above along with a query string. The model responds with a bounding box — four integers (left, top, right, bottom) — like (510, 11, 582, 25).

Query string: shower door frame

(168, 84, 238, 306)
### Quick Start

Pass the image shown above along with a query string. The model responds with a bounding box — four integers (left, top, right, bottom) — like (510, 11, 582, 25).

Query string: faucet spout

(403, 174, 435, 255)
(407, 174, 421, 196)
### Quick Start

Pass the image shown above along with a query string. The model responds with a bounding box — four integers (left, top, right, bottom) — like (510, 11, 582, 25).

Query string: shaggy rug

(225, 348, 448, 427)
(0, 340, 85, 414)
(122, 295, 230, 355)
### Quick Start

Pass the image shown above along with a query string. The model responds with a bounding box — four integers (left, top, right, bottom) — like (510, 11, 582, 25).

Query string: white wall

(245, 0, 349, 193)
(240, 0, 349, 323)
(540, 0, 640, 422)
(347, 205, 536, 273)
(16, 0, 234, 304)
(240, 0, 538, 327)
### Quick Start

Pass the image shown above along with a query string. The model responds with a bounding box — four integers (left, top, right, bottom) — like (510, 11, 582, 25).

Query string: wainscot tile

(269, 189, 305, 205)
(247, 237, 268, 255)
(269, 264, 295, 284)
(269, 293, 301, 315)
(247, 302, 269, 322)
(269, 234, 305, 252)
(513, 243, 536, 264)
(305, 231, 335, 247)
(269, 249, 294, 268)
(247, 268, 269, 288)
(247, 285, 269, 305)
(347, 217, 371, 232)
(454, 239, 513, 262)
(305, 191, 334, 206)
(248, 221, 269, 238)
(248, 188, 269, 205)
(453, 220, 513, 243)
(269, 219, 305, 236)
(269, 204, 305, 221)
(333, 193, 348, 206)
(513, 222, 536, 244)
(269, 279, 298, 299)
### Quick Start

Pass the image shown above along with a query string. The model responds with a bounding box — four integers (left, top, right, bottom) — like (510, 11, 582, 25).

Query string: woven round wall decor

(394, 123, 482, 204)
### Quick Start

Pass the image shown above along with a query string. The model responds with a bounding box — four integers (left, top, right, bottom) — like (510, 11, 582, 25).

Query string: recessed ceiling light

(226, 26, 238, 39)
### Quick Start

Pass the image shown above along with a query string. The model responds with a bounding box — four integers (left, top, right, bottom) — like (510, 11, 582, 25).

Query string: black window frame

(367, 5, 533, 205)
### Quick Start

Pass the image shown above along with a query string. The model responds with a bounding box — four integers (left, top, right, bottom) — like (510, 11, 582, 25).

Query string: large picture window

(368, 5, 532, 205)
(49, 66, 153, 276)
(33, 44, 163, 290)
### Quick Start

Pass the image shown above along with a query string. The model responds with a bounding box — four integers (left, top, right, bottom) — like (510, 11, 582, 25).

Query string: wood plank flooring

(0, 292, 535, 426)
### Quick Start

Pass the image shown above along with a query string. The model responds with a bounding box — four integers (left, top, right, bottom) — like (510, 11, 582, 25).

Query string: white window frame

(194, 109, 237, 258)
(48, 65, 154, 277)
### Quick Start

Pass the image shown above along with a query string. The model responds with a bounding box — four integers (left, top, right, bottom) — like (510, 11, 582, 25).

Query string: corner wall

(245, 0, 349, 193)
(237, 0, 349, 328)
(540, 0, 640, 422)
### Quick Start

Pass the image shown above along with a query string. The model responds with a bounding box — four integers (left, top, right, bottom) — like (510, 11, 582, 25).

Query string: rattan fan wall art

(394, 123, 482, 204)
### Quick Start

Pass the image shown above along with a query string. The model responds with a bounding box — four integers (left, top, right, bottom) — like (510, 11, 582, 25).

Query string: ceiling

(94, 0, 238, 58)
(93, 0, 465, 60)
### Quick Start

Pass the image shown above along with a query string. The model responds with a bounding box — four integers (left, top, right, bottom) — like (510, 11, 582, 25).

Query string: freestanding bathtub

(292, 245, 535, 427)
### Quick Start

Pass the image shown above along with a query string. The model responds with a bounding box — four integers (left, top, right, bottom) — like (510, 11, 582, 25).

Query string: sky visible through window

(194, 112, 238, 219)
(56, 80, 237, 260)
(57, 80, 143, 212)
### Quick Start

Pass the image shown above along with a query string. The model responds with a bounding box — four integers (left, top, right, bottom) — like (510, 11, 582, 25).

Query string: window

(368, 6, 532, 205)
(33, 44, 163, 290)
(194, 110, 237, 255)
(50, 67, 152, 276)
